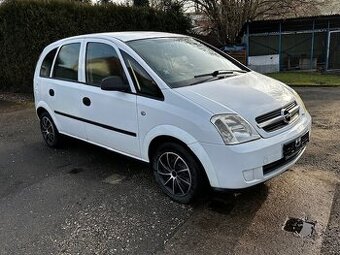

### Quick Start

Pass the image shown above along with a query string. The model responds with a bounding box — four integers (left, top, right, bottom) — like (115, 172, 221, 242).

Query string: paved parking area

(0, 88, 339, 255)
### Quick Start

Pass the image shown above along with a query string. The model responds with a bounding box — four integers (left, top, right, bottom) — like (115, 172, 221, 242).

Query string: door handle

(83, 97, 91, 106)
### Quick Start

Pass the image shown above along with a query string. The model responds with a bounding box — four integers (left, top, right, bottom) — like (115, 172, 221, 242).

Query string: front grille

(256, 101, 299, 132)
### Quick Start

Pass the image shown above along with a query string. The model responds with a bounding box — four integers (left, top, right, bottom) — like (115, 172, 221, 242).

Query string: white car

(34, 32, 311, 203)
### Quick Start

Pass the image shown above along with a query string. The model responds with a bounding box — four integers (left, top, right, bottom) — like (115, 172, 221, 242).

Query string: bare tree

(149, 0, 188, 11)
(321, 0, 340, 14)
(186, 0, 327, 44)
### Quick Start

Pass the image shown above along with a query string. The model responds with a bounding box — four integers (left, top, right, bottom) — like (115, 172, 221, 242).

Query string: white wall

(248, 54, 280, 73)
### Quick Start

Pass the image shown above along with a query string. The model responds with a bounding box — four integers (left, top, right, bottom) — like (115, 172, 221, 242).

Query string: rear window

(53, 43, 80, 81)
(40, 48, 57, 77)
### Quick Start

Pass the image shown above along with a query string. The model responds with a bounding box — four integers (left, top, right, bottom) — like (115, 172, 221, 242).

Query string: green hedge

(0, 0, 191, 92)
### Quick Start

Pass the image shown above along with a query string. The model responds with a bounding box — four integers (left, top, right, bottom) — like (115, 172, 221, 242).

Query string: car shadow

(60, 135, 269, 210)
(53, 136, 270, 253)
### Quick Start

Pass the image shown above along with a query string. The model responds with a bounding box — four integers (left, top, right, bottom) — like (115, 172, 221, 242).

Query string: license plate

(283, 131, 309, 160)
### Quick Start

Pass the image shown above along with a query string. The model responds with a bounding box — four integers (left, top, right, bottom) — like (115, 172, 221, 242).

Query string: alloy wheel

(41, 116, 56, 146)
(156, 152, 192, 196)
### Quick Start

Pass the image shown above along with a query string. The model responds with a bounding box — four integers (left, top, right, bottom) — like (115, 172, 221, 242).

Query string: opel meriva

(34, 32, 311, 203)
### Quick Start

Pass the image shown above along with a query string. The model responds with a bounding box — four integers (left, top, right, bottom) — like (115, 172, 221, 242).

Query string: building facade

(244, 15, 340, 73)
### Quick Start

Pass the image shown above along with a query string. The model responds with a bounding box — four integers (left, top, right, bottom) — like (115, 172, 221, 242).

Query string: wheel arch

(37, 107, 48, 119)
(148, 135, 192, 164)
(35, 101, 60, 131)
(143, 125, 219, 187)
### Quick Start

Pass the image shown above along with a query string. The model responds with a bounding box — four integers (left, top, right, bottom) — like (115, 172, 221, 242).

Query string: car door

(119, 50, 165, 156)
(79, 39, 140, 158)
(47, 40, 86, 139)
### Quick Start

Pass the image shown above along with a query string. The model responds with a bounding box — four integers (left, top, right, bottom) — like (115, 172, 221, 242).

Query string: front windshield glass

(127, 37, 247, 88)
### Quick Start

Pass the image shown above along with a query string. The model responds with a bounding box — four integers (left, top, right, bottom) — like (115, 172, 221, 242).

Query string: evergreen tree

(133, 0, 149, 7)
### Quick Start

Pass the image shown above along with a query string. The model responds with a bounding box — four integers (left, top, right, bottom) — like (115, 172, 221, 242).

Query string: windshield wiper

(194, 69, 247, 78)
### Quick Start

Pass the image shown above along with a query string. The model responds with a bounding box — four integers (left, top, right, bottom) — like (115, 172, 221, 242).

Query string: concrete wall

(248, 54, 280, 73)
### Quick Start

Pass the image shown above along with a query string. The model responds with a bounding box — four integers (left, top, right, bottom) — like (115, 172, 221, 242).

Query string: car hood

(174, 71, 296, 138)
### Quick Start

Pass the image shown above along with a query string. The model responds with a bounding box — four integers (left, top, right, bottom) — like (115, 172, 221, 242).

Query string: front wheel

(152, 142, 207, 204)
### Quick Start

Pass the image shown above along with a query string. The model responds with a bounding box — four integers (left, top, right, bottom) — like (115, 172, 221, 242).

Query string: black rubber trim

(54, 111, 137, 137)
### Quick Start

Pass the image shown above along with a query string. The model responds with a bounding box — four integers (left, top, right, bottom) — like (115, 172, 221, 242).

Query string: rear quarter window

(40, 48, 57, 77)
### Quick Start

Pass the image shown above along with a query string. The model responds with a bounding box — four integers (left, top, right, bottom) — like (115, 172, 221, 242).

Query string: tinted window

(53, 43, 80, 81)
(40, 48, 57, 77)
(121, 51, 163, 99)
(86, 43, 127, 86)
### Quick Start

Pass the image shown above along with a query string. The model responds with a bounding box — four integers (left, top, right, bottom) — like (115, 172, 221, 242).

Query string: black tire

(151, 142, 207, 204)
(40, 112, 60, 148)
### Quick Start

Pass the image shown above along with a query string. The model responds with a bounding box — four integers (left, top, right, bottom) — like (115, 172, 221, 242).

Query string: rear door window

(53, 43, 80, 81)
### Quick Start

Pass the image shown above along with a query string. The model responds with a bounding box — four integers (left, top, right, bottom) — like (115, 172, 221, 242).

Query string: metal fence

(245, 16, 340, 73)
(329, 31, 340, 70)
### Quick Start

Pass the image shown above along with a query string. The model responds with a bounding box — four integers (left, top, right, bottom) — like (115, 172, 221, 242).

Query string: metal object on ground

(283, 217, 316, 238)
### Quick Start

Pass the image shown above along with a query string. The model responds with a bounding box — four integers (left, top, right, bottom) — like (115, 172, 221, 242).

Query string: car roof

(54, 31, 187, 44)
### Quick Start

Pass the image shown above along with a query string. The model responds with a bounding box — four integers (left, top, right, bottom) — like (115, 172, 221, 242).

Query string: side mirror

(100, 76, 129, 92)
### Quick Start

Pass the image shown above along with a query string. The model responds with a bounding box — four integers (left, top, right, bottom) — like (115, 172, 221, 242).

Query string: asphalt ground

(0, 87, 339, 255)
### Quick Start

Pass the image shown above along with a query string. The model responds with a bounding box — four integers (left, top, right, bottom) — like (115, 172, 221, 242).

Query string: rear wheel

(152, 142, 206, 204)
(40, 112, 60, 148)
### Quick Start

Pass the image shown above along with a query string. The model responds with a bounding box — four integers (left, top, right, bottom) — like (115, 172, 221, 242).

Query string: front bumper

(191, 113, 312, 189)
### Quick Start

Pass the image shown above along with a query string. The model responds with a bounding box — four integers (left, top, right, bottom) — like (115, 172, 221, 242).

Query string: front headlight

(211, 114, 260, 145)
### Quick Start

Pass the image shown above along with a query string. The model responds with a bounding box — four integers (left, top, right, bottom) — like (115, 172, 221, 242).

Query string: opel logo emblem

(295, 137, 301, 148)
(281, 108, 291, 123)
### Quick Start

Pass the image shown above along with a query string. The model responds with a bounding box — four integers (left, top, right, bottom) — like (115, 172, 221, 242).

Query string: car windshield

(127, 37, 248, 88)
